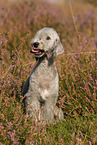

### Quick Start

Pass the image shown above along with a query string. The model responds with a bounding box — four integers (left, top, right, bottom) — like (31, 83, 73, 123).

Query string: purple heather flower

(13, 142, 19, 145)
(89, 141, 92, 145)
(8, 122, 13, 126)
(93, 86, 97, 89)
(0, 41, 2, 45)
(11, 138, 14, 141)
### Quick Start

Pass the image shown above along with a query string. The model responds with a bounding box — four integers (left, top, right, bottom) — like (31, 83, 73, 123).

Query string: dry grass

(0, 0, 97, 144)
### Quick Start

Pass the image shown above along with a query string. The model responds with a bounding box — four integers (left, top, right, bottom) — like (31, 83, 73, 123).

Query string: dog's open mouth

(30, 46, 46, 58)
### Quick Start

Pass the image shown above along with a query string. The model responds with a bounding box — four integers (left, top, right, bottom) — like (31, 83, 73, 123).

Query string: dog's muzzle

(30, 42, 46, 58)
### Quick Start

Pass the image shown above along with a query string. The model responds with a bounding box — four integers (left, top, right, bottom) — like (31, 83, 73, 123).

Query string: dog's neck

(38, 54, 56, 67)
(30, 54, 57, 80)
(36, 56, 57, 78)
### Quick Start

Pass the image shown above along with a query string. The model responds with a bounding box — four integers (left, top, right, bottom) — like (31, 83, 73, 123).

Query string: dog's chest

(30, 60, 58, 101)
(37, 75, 58, 101)
(36, 61, 57, 87)
(37, 71, 58, 101)
(38, 88, 49, 101)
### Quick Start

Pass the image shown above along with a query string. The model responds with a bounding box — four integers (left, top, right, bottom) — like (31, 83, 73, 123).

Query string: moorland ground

(0, 0, 97, 144)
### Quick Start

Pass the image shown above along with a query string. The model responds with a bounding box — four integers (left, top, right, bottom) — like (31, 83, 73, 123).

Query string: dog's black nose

(33, 42, 39, 48)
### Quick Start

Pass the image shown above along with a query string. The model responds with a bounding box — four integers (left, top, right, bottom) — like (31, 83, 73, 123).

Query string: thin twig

(2, 65, 13, 79)
(64, 51, 96, 56)
(68, 1, 78, 34)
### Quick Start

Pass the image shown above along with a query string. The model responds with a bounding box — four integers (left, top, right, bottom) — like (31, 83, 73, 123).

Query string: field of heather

(0, 0, 97, 144)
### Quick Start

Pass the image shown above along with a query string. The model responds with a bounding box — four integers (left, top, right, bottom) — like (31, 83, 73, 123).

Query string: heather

(0, 0, 97, 144)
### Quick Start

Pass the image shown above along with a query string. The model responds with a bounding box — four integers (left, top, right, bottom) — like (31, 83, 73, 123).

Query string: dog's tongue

(30, 46, 39, 53)
(30, 46, 45, 58)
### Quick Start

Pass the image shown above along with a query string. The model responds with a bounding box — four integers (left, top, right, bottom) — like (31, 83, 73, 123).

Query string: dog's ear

(55, 38, 64, 56)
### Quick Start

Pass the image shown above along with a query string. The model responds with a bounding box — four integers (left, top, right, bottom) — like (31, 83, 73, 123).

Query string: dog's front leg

(25, 93, 40, 121)
(42, 99, 56, 123)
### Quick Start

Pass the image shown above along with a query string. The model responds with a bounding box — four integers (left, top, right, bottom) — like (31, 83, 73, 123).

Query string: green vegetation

(0, 0, 97, 144)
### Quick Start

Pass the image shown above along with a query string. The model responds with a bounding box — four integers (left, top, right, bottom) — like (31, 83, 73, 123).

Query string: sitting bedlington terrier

(21, 27, 64, 123)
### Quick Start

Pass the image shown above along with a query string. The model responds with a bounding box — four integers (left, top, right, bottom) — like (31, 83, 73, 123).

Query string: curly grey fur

(21, 27, 64, 123)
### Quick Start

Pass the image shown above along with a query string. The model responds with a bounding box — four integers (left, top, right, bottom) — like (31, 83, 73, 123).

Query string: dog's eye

(46, 36, 51, 40)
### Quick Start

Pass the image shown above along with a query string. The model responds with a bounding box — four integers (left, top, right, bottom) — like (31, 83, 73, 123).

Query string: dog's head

(30, 27, 64, 59)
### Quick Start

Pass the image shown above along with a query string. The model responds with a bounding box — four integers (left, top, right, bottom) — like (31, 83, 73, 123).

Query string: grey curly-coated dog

(21, 27, 64, 123)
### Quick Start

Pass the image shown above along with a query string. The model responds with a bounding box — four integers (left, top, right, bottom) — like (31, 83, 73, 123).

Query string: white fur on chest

(38, 88, 49, 101)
